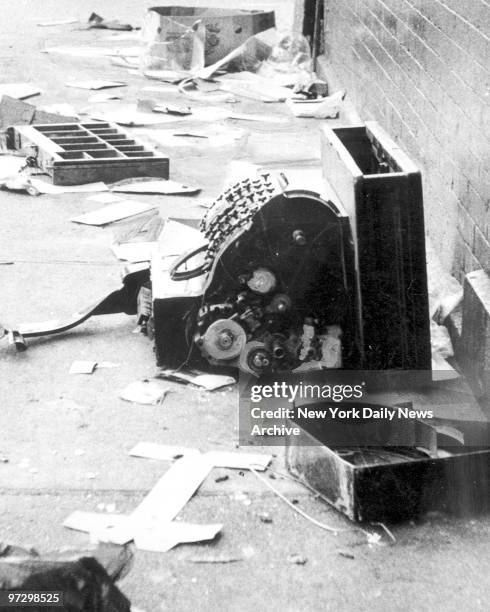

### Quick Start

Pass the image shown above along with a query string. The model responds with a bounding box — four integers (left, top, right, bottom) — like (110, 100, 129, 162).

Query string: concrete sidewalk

(0, 2, 489, 611)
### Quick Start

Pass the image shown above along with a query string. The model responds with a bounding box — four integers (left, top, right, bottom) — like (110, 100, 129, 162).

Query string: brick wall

(322, 0, 489, 278)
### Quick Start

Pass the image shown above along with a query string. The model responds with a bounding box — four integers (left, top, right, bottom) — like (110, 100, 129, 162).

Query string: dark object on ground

(88, 13, 136, 32)
(0, 543, 132, 611)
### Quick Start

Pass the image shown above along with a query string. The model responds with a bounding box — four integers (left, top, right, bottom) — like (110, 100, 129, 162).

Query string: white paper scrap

(88, 92, 122, 103)
(131, 454, 213, 525)
(286, 90, 345, 119)
(204, 451, 272, 471)
(0, 156, 25, 180)
(39, 103, 79, 118)
(37, 19, 79, 27)
(63, 511, 129, 533)
(86, 192, 123, 204)
(119, 380, 168, 405)
(71, 200, 156, 226)
(111, 179, 199, 195)
(191, 374, 236, 391)
(0, 83, 42, 100)
(29, 179, 108, 195)
(67, 80, 126, 90)
(111, 241, 157, 263)
(129, 442, 200, 461)
(44, 46, 141, 58)
(134, 521, 222, 553)
(69, 360, 97, 374)
(229, 112, 289, 124)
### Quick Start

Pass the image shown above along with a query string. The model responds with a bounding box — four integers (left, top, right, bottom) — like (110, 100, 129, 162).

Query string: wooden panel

(8, 122, 169, 185)
(321, 122, 431, 370)
(461, 270, 490, 403)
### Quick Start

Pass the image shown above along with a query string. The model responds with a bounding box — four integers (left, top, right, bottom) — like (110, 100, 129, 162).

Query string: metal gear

(238, 341, 273, 376)
(199, 319, 247, 361)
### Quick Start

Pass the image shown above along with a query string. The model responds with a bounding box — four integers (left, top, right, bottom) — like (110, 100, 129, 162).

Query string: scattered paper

(103, 32, 141, 42)
(153, 105, 192, 116)
(67, 80, 126, 90)
(134, 126, 246, 149)
(129, 443, 272, 472)
(141, 85, 179, 94)
(92, 104, 229, 126)
(0, 176, 40, 196)
(44, 46, 141, 58)
(134, 522, 222, 553)
(204, 451, 272, 472)
(91, 521, 134, 546)
(37, 19, 78, 27)
(131, 454, 213, 525)
(69, 360, 97, 374)
(156, 220, 205, 258)
(0, 83, 42, 100)
(0, 155, 25, 180)
(129, 442, 200, 461)
(192, 374, 236, 391)
(88, 92, 122, 103)
(156, 370, 235, 391)
(111, 242, 157, 263)
(229, 112, 289, 124)
(86, 192, 123, 204)
(63, 511, 128, 534)
(143, 69, 189, 83)
(286, 90, 346, 119)
(218, 74, 294, 102)
(29, 179, 108, 195)
(71, 200, 157, 226)
(91, 106, 178, 127)
(111, 179, 199, 195)
(39, 103, 79, 118)
(88, 12, 136, 32)
(119, 380, 168, 405)
(111, 56, 140, 69)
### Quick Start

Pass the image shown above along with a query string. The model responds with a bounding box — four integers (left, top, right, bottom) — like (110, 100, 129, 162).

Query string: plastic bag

(140, 12, 205, 74)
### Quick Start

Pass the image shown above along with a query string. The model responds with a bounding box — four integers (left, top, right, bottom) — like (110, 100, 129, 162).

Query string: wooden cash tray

(8, 122, 169, 185)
